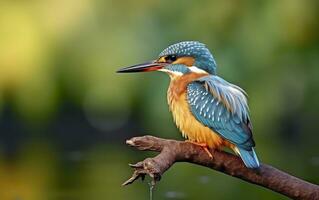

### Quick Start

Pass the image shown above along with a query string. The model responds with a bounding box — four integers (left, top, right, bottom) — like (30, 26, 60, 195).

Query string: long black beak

(116, 61, 167, 73)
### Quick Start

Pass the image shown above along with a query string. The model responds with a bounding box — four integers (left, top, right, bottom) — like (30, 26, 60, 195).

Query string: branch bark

(122, 135, 319, 200)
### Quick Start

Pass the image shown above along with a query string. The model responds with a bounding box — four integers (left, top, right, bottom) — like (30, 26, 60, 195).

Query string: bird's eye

(165, 55, 177, 63)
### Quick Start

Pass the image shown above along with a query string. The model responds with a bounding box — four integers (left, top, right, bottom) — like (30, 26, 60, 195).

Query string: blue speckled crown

(159, 41, 217, 75)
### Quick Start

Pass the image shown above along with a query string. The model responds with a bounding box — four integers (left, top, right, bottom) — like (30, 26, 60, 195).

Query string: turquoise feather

(187, 76, 260, 168)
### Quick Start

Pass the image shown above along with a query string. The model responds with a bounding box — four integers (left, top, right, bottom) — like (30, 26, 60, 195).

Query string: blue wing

(187, 75, 259, 168)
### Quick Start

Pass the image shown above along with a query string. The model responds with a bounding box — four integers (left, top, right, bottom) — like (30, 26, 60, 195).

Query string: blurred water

(164, 191, 186, 199)
(198, 176, 210, 184)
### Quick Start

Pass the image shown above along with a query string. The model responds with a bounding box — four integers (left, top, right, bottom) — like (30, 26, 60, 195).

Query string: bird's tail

(237, 147, 260, 169)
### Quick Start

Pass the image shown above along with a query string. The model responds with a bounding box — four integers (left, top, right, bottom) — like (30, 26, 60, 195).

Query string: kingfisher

(117, 41, 260, 168)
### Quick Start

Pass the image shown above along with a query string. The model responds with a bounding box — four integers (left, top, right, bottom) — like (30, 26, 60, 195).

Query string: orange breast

(167, 74, 229, 149)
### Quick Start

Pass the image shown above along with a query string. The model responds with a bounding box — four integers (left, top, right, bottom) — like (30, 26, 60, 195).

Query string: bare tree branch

(122, 135, 319, 200)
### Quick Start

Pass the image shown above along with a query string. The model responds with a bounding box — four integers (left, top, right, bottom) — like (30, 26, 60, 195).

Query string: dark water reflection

(0, 139, 317, 200)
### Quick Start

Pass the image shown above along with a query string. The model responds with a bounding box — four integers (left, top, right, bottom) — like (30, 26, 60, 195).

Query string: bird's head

(117, 41, 217, 77)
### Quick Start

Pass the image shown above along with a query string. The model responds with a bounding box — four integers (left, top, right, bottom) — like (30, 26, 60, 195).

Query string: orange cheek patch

(173, 56, 195, 66)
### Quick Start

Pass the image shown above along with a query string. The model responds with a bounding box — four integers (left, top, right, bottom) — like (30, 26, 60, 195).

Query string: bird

(117, 41, 260, 168)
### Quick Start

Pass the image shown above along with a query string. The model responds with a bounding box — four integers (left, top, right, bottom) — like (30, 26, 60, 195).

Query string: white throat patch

(189, 66, 208, 74)
(158, 68, 183, 76)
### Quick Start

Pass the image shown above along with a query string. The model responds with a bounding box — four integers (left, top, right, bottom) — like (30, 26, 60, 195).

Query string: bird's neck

(167, 73, 208, 104)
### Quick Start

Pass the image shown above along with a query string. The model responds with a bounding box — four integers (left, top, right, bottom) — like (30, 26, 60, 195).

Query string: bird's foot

(185, 140, 213, 158)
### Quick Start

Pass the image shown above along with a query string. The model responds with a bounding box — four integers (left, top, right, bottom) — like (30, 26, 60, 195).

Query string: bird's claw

(185, 140, 214, 158)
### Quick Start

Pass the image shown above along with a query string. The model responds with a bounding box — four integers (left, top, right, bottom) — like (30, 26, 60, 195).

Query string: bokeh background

(0, 0, 318, 199)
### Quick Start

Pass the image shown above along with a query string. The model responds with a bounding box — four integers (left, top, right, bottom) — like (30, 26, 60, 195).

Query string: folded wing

(187, 75, 254, 149)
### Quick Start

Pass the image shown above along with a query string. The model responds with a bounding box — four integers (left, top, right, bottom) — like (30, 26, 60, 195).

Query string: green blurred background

(0, 0, 318, 199)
